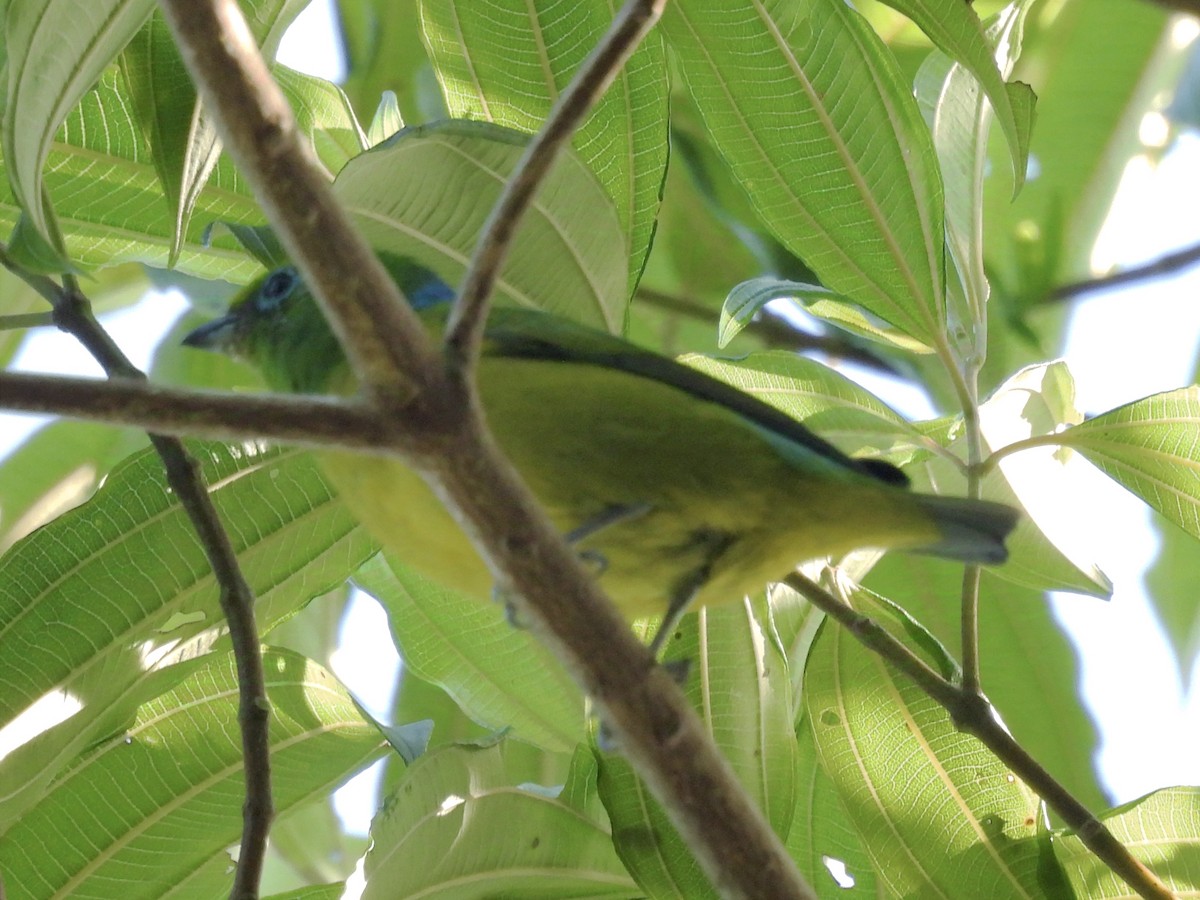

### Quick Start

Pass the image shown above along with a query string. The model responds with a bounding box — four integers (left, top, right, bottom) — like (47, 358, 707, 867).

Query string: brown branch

(0, 371, 389, 449)
(0, 255, 274, 899)
(444, 0, 667, 365)
(158, 0, 814, 897)
(784, 571, 1175, 900)
(1050, 240, 1200, 302)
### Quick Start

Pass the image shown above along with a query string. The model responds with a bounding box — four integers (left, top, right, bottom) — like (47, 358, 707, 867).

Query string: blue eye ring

(258, 267, 299, 311)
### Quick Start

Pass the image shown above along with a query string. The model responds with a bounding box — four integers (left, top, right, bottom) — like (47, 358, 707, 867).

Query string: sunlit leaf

(915, 1, 1037, 358)
(0, 442, 377, 826)
(0, 648, 384, 897)
(722, 276, 934, 353)
(1054, 786, 1200, 897)
(2, 0, 156, 260)
(334, 120, 628, 331)
(805, 584, 1051, 897)
(865, 553, 1108, 813)
(363, 739, 637, 898)
(663, 0, 946, 346)
(1057, 386, 1200, 543)
(789, 716, 880, 897)
(879, 0, 1034, 190)
(353, 552, 584, 752)
(599, 601, 795, 897)
(422, 0, 668, 294)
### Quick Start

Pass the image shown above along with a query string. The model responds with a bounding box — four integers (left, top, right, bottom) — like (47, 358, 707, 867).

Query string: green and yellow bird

(184, 255, 1018, 652)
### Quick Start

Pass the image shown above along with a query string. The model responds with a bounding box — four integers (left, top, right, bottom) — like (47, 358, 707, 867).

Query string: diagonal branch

(157, 0, 815, 897)
(784, 571, 1174, 900)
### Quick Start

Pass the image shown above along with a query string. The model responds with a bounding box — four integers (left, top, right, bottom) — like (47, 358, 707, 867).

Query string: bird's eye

(257, 268, 298, 311)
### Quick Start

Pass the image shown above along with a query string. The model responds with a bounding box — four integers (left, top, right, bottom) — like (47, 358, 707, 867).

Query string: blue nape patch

(408, 274, 456, 310)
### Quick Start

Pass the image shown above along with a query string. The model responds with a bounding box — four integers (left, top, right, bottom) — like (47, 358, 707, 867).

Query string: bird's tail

(912, 496, 1021, 564)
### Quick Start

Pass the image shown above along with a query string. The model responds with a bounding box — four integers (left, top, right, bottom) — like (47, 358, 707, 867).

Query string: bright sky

(0, 0, 1197, 852)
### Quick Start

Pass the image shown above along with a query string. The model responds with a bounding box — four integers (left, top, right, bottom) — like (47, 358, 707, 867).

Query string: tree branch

(1050, 240, 1200, 302)
(0, 253, 273, 900)
(784, 571, 1175, 900)
(157, 0, 815, 896)
(0, 371, 389, 449)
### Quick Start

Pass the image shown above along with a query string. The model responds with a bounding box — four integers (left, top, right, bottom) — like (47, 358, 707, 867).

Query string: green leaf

(421, 0, 668, 295)
(598, 601, 795, 897)
(333, 119, 628, 331)
(365, 91, 403, 147)
(0, 55, 362, 279)
(2, 0, 156, 260)
(353, 552, 584, 752)
(1054, 786, 1200, 897)
(946, 361, 1112, 596)
(805, 612, 1050, 897)
(865, 553, 1109, 814)
(663, 0, 946, 346)
(878, 0, 1034, 190)
(335, 0, 430, 123)
(789, 716, 880, 897)
(0, 647, 384, 897)
(0, 442, 377, 826)
(1057, 386, 1200, 543)
(265, 886, 347, 900)
(0, 420, 145, 554)
(276, 65, 367, 176)
(363, 739, 638, 898)
(119, 1, 312, 265)
(722, 276, 934, 353)
(915, 1, 1037, 357)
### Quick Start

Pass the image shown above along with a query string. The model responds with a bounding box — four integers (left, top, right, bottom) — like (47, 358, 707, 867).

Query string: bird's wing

(474, 305, 908, 488)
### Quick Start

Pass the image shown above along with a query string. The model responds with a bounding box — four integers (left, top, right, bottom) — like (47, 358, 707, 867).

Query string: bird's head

(183, 255, 455, 393)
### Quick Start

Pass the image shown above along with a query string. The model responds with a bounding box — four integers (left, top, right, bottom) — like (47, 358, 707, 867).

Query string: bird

(183, 254, 1018, 655)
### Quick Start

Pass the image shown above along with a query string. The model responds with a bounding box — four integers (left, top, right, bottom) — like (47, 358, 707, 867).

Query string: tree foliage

(1, 0, 1198, 897)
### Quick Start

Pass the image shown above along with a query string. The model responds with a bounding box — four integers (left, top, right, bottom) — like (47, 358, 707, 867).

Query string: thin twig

(0, 257, 274, 899)
(444, 0, 668, 366)
(784, 571, 1175, 900)
(1051, 240, 1200, 302)
(783, 573, 960, 706)
(158, 0, 815, 896)
(635, 285, 902, 374)
(0, 311, 54, 330)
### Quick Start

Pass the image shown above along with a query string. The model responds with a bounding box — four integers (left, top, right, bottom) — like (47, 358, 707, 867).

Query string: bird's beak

(182, 314, 238, 351)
